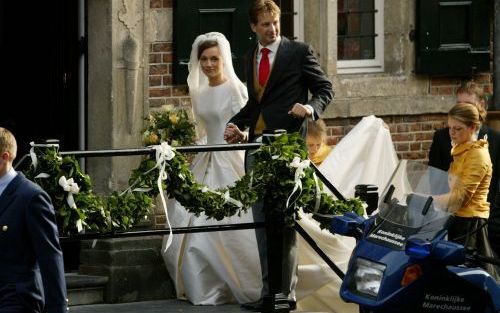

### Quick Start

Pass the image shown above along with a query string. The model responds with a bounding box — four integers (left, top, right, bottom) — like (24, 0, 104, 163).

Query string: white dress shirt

(0, 167, 17, 197)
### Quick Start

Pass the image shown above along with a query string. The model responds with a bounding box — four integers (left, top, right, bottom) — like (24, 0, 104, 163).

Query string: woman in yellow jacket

(445, 102, 498, 278)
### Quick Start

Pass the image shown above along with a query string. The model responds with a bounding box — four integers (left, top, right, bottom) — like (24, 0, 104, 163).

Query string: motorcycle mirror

(405, 238, 432, 259)
(421, 197, 434, 216)
(383, 184, 395, 204)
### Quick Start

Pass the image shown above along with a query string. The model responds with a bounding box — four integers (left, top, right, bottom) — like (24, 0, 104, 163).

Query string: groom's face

(251, 12, 280, 46)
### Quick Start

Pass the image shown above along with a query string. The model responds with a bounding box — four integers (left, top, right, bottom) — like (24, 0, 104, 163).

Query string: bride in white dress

(161, 32, 261, 305)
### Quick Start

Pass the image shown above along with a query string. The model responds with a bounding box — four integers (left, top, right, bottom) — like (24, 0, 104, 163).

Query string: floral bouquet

(142, 105, 196, 147)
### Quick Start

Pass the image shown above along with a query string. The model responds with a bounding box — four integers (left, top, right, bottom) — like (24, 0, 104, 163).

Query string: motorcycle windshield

(366, 160, 464, 250)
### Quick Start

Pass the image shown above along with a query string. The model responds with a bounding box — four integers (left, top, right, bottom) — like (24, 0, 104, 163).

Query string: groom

(224, 0, 334, 309)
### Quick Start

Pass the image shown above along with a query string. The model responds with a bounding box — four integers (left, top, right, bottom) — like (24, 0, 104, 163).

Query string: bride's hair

(197, 40, 219, 60)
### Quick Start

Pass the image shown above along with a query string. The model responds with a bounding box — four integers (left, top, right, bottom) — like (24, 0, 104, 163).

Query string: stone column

(87, 0, 146, 193)
(304, 0, 337, 76)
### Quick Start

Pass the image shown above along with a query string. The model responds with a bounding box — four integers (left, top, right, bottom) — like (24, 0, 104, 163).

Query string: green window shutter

(173, 0, 255, 85)
(415, 0, 490, 76)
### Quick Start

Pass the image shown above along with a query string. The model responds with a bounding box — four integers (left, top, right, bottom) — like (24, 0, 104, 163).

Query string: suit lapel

(247, 46, 259, 101)
(0, 173, 22, 219)
(479, 125, 488, 140)
(261, 37, 289, 101)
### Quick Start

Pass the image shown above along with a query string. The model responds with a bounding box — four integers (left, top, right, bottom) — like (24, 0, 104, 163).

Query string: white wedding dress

(161, 81, 262, 305)
(163, 102, 398, 309)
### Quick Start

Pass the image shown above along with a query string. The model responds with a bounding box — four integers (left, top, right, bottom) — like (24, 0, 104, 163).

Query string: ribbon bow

(153, 142, 175, 252)
(58, 176, 83, 232)
(29, 141, 59, 178)
(286, 156, 311, 208)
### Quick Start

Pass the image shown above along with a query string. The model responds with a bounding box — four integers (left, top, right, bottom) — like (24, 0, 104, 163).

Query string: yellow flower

(169, 113, 178, 124)
(148, 133, 159, 145)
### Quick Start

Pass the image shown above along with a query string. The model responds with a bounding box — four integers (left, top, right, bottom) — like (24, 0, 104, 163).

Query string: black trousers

(245, 147, 298, 300)
(448, 216, 500, 281)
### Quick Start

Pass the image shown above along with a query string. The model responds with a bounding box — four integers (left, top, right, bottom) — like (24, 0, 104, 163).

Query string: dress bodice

(194, 81, 237, 145)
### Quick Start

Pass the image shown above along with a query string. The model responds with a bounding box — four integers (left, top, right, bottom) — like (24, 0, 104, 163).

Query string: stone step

(66, 273, 109, 306)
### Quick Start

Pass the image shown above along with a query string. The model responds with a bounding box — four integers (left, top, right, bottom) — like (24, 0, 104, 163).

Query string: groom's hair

(197, 40, 219, 59)
(249, 0, 280, 25)
(0, 127, 17, 160)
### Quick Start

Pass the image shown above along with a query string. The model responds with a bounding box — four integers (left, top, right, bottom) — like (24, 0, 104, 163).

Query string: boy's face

(306, 135, 323, 157)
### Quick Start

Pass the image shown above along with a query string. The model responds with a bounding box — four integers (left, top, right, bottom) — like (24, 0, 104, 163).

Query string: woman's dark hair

(197, 40, 219, 59)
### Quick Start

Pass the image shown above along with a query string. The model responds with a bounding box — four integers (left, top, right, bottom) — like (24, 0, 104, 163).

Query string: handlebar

(468, 254, 500, 267)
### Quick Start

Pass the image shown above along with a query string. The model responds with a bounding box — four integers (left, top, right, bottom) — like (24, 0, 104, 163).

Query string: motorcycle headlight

(352, 257, 386, 297)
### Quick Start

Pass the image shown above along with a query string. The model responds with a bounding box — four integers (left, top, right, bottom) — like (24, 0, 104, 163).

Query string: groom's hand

(288, 103, 312, 119)
(224, 123, 246, 143)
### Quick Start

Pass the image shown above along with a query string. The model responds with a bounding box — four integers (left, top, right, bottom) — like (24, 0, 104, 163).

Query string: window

(415, 0, 490, 76)
(337, 0, 384, 74)
(273, 0, 303, 41)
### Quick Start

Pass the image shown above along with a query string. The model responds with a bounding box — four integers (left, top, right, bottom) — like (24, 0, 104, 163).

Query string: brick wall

(429, 74, 493, 107)
(148, 0, 190, 111)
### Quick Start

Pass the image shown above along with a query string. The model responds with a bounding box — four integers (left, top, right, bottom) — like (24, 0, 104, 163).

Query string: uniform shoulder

(16, 174, 45, 196)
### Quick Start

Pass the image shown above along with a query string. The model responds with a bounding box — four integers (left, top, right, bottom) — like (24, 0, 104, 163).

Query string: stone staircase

(66, 272, 109, 306)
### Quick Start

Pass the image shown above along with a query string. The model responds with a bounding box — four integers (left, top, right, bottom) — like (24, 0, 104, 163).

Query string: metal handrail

(17, 141, 348, 281)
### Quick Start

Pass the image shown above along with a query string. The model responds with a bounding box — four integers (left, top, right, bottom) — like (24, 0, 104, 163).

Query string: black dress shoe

(241, 299, 264, 311)
(287, 299, 297, 311)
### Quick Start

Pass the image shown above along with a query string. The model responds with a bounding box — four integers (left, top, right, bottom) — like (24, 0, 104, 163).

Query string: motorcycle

(330, 160, 500, 313)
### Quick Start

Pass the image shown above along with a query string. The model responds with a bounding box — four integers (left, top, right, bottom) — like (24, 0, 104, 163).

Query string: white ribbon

(58, 176, 83, 233)
(29, 141, 59, 175)
(202, 188, 243, 210)
(286, 156, 311, 208)
(153, 142, 175, 253)
(313, 172, 321, 213)
(223, 191, 244, 209)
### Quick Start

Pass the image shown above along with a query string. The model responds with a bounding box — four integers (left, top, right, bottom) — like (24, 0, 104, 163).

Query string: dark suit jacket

(428, 125, 500, 204)
(229, 37, 334, 141)
(0, 173, 67, 313)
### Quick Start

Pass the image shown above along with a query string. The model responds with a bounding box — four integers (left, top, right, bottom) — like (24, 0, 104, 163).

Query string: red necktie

(259, 48, 270, 87)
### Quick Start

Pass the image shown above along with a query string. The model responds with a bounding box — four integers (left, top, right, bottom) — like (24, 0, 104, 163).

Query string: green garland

(24, 109, 364, 235)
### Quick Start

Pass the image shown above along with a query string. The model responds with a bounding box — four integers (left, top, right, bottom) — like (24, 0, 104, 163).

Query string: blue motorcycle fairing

(341, 238, 495, 312)
(449, 266, 500, 310)
(340, 237, 412, 307)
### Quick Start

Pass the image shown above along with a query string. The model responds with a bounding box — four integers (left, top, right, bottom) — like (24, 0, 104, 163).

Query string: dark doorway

(0, 1, 83, 159)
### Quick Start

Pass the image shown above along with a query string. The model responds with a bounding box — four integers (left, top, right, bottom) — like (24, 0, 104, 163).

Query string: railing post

(261, 130, 291, 313)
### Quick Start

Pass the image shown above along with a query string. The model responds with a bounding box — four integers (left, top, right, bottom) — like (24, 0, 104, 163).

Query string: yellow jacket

(448, 139, 492, 218)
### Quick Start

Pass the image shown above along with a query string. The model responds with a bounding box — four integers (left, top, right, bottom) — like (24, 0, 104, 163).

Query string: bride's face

(200, 46, 224, 82)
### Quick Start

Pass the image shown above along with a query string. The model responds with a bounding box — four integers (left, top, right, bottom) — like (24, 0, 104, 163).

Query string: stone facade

(143, 0, 493, 167)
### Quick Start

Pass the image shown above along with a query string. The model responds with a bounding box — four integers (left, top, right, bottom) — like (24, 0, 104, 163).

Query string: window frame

(337, 0, 384, 74)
